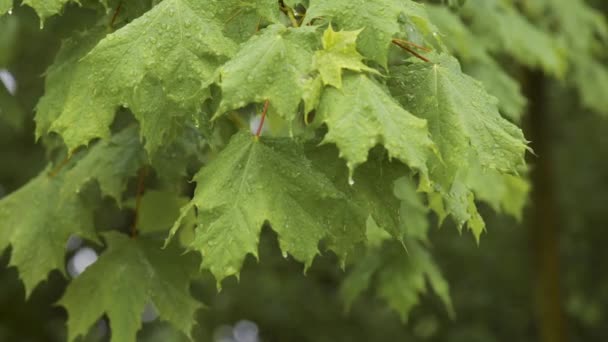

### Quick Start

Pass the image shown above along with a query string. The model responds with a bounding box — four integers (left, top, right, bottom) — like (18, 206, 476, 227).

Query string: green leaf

(316, 72, 435, 183)
(313, 25, 377, 88)
(572, 57, 608, 116)
(35, 28, 108, 143)
(216, 24, 318, 124)
(341, 241, 453, 322)
(0, 0, 11, 16)
(36, 0, 237, 152)
(461, 0, 566, 76)
(305, 0, 434, 67)
(0, 171, 98, 296)
(170, 131, 365, 283)
(59, 232, 201, 342)
(60, 126, 146, 203)
(389, 54, 528, 240)
(467, 164, 530, 220)
(22, 0, 71, 23)
(148, 123, 206, 182)
(426, 5, 526, 121)
(376, 243, 453, 322)
(136, 190, 190, 234)
(204, 0, 282, 43)
(466, 60, 526, 122)
(307, 145, 427, 252)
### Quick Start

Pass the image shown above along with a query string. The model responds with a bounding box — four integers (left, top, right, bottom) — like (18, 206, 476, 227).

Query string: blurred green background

(1, 1, 608, 341)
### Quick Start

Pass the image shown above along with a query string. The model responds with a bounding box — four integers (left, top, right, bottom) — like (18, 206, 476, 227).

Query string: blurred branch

(524, 70, 568, 342)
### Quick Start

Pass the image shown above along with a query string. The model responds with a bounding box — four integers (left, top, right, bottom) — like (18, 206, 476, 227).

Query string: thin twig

(279, 1, 300, 27)
(391, 38, 431, 52)
(110, 1, 123, 29)
(255, 100, 270, 140)
(48, 154, 72, 178)
(255, 16, 262, 32)
(391, 39, 430, 63)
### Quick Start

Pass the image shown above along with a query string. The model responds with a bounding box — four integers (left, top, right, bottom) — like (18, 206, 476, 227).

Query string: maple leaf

(204, 0, 282, 43)
(0, 171, 99, 296)
(0, 0, 11, 16)
(315, 72, 435, 184)
(467, 60, 527, 122)
(216, 24, 319, 125)
(35, 0, 237, 152)
(467, 164, 530, 220)
(308, 145, 428, 245)
(59, 232, 202, 342)
(389, 54, 528, 240)
(313, 25, 378, 88)
(21, 0, 71, 23)
(572, 57, 608, 116)
(169, 131, 366, 283)
(0, 81, 24, 131)
(127, 190, 189, 234)
(341, 240, 453, 322)
(35, 28, 108, 144)
(461, 0, 566, 76)
(60, 126, 146, 203)
(426, 5, 526, 122)
(305, 0, 435, 67)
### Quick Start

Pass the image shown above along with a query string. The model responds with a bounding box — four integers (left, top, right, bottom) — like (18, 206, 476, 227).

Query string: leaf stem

(110, 1, 123, 29)
(255, 100, 270, 140)
(279, 1, 300, 27)
(391, 38, 431, 52)
(48, 152, 76, 178)
(132, 166, 148, 238)
(391, 39, 430, 63)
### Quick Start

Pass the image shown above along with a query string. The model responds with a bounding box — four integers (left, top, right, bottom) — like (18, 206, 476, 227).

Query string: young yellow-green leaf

(313, 26, 378, 88)
(389, 54, 528, 240)
(36, 0, 237, 152)
(341, 242, 453, 322)
(59, 233, 202, 342)
(170, 131, 365, 283)
(316, 72, 435, 183)
(60, 126, 146, 203)
(0, 171, 98, 296)
(305, 0, 434, 67)
(216, 24, 318, 124)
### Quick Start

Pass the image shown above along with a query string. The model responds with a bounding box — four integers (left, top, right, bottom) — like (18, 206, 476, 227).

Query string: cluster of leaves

(1, 0, 603, 340)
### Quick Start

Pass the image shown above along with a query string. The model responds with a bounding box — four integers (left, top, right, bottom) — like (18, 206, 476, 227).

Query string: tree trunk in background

(525, 70, 568, 342)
